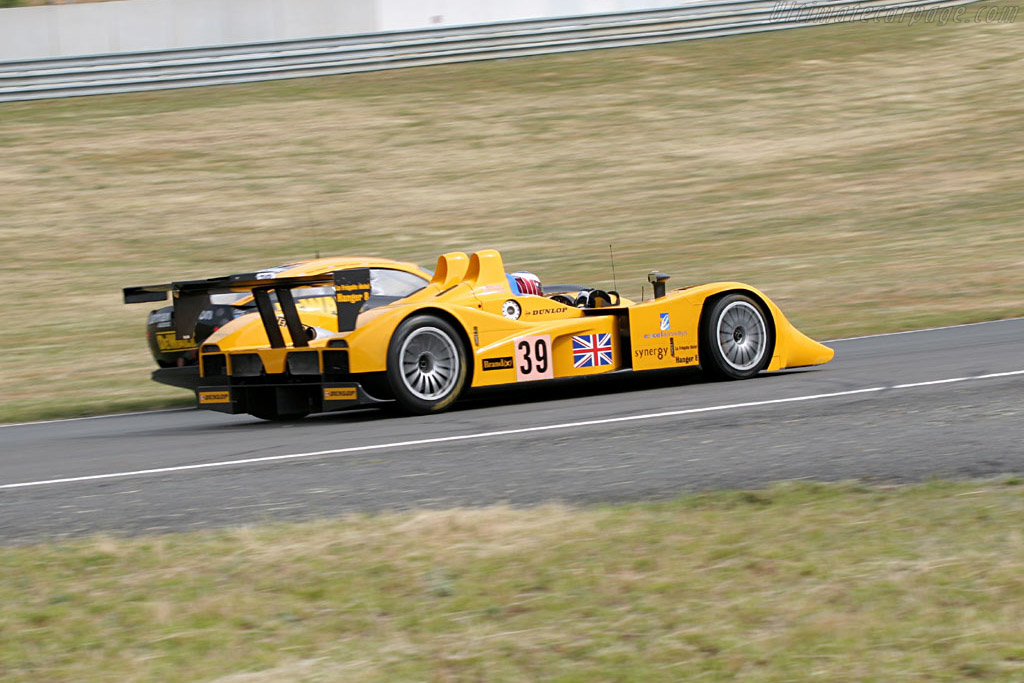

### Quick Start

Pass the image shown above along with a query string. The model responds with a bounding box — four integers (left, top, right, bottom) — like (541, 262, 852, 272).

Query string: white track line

(4, 317, 1021, 429)
(893, 370, 1024, 389)
(3, 369, 1022, 491)
(825, 316, 1023, 343)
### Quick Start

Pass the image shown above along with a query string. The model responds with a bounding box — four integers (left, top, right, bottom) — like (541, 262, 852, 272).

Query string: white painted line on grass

(3, 369, 1022, 491)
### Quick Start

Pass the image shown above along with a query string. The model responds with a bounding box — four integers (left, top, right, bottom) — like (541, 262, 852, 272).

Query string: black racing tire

(701, 293, 773, 380)
(386, 315, 468, 415)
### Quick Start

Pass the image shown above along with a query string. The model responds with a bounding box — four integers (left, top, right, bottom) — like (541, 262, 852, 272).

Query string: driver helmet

(509, 271, 543, 296)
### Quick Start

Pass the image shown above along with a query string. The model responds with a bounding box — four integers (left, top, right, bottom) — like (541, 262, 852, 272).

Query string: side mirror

(647, 271, 671, 299)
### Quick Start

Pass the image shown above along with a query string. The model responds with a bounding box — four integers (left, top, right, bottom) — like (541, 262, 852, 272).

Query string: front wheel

(702, 294, 773, 380)
(386, 315, 468, 414)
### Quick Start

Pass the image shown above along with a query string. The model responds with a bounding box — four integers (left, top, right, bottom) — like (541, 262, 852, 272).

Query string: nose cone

(784, 326, 835, 369)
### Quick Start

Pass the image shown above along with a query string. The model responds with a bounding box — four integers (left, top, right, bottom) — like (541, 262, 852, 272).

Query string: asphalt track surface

(2, 318, 1022, 543)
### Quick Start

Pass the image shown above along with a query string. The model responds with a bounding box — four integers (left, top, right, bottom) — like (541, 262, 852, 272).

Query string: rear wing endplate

(124, 268, 371, 347)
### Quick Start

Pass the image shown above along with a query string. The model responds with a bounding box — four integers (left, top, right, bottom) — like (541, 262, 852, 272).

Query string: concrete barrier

(0, 0, 686, 60)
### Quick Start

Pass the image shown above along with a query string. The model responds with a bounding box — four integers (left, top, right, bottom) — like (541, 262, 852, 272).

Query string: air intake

(287, 351, 320, 376)
(231, 353, 264, 377)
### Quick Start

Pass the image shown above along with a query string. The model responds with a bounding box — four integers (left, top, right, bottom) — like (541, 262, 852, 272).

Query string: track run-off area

(1, 318, 1021, 543)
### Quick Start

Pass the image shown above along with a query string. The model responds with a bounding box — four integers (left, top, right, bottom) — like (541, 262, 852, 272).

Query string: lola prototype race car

(124, 249, 833, 420)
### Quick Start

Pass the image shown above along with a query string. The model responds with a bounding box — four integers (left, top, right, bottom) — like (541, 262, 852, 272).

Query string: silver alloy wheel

(398, 326, 460, 401)
(716, 301, 767, 371)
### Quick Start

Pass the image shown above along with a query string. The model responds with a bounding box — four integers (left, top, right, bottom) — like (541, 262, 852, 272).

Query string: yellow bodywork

(200, 249, 833, 387)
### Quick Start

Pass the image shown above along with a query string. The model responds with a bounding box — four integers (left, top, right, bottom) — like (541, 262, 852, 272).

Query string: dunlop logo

(198, 391, 231, 404)
(323, 387, 358, 401)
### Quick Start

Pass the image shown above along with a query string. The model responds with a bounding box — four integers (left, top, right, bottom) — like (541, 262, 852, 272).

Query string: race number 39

(515, 334, 553, 382)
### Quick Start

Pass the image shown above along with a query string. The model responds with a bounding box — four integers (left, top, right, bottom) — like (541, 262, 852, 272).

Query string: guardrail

(0, 0, 977, 102)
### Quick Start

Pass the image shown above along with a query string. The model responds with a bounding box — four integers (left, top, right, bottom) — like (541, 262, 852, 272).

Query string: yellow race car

(124, 249, 833, 420)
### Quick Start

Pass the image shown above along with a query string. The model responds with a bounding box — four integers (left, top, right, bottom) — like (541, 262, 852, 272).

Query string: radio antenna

(608, 244, 618, 293)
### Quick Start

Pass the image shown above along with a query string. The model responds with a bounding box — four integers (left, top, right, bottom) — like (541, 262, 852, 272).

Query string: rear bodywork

(132, 256, 431, 385)
(125, 249, 833, 417)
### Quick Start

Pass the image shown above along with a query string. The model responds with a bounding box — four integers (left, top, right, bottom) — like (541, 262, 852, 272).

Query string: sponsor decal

(660, 313, 671, 331)
(148, 311, 172, 324)
(273, 316, 315, 337)
(634, 347, 670, 361)
(198, 391, 231, 404)
(482, 356, 515, 371)
(323, 387, 358, 401)
(502, 299, 522, 320)
(335, 282, 372, 304)
(674, 354, 697, 364)
(155, 331, 197, 352)
(572, 333, 613, 368)
(525, 306, 569, 316)
(643, 330, 689, 339)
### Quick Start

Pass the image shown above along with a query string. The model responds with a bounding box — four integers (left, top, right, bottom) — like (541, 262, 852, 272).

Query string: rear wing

(124, 268, 371, 348)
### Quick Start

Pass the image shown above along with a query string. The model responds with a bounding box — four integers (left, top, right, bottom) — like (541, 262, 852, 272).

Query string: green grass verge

(1, 5, 1022, 423)
(3, 480, 1023, 681)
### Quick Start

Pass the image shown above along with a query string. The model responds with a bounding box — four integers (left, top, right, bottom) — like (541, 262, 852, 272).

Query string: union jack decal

(572, 333, 613, 368)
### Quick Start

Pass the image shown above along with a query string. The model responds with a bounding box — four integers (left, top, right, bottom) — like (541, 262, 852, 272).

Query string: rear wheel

(387, 315, 468, 414)
(702, 294, 772, 380)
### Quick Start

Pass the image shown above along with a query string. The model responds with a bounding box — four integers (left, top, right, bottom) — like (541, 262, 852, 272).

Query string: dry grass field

(3, 480, 1023, 681)
(1, 6, 1022, 422)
